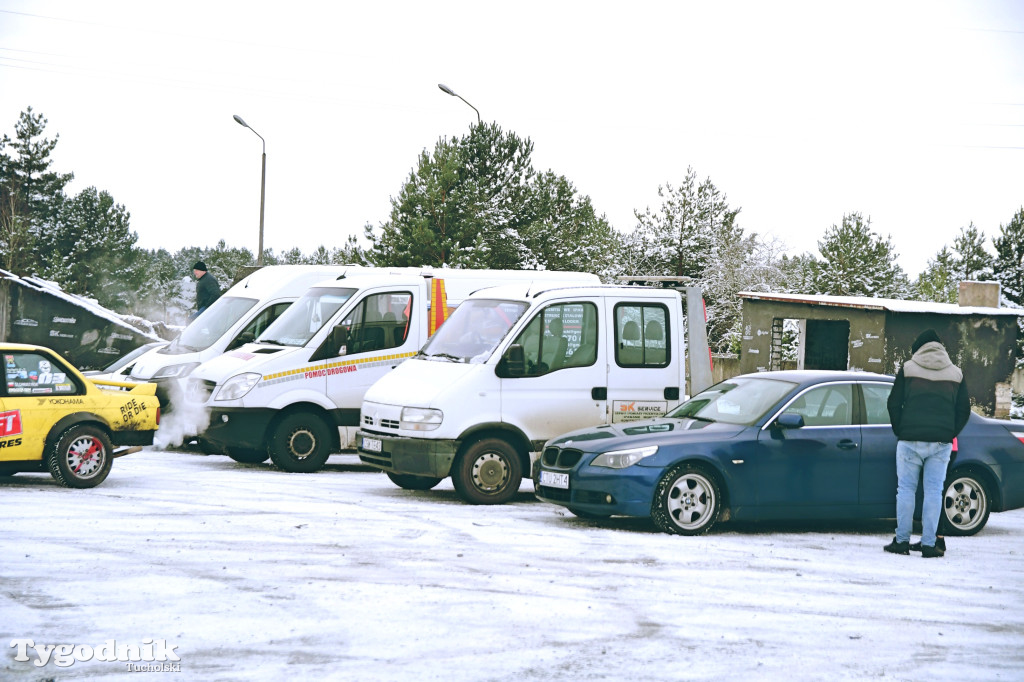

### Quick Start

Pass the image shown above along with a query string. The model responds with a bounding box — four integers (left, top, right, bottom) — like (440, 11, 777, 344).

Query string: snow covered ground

(2, 448, 1022, 681)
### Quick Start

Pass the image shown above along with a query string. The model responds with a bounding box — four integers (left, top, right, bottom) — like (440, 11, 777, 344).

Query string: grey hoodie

(887, 341, 971, 442)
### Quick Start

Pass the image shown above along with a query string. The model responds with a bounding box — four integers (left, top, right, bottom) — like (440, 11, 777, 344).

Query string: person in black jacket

(191, 261, 221, 320)
(884, 329, 970, 558)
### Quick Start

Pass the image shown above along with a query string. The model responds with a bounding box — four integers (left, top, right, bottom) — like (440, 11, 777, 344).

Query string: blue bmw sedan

(534, 371, 1024, 535)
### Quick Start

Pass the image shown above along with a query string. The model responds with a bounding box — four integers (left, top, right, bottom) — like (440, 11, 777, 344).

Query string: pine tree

(813, 212, 908, 298)
(627, 167, 739, 280)
(993, 207, 1024, 306)
(31, 188, 133, 302)
(519, 171, 621, 278)
(332, 233, 369, 265)
(367, 121, 614, 273)
(8, 108, 73, 242)
(952, 223, 992, 282)
(913, 246, 959, 303)
(0, 108, 74, 275)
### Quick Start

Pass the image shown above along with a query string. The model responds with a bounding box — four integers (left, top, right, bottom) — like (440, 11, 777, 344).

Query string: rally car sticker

(0, 410, 23, 437)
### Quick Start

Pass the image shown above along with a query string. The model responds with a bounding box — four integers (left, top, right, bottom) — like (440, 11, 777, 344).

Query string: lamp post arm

(455, 94, 481, 124)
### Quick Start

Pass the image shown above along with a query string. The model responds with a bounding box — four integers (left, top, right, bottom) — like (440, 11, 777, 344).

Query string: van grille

(187, 379, 215, 404)
(363, 414, 399, 429)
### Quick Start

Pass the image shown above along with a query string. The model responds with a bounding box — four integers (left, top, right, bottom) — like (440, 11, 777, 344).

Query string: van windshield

(256, 287, 357, 347)
(163, 297, 258, 354)
(420, 298, 529, 363)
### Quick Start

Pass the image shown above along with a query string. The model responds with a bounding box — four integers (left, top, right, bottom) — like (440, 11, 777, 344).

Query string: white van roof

(299, 269, 601, 306)
(224, 265, 360, 299)
(464, 283, 681, 302)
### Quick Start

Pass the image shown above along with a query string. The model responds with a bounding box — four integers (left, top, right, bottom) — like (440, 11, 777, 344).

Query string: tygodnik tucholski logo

(10, 638, 180, 670)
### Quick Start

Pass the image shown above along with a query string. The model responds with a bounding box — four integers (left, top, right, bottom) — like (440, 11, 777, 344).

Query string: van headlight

(216, 373, 261, 401)
(153, 362, 200, 379)
(591, 445, 658, 469)
(400, 407, 443, 431)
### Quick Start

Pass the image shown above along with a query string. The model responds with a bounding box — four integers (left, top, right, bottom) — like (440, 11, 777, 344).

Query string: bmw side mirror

(775, 413, 805, 429)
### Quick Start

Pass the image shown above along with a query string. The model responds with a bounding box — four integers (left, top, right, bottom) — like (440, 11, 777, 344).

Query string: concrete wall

(739, 301, 885, 375)
(739, 299, 1019, 415)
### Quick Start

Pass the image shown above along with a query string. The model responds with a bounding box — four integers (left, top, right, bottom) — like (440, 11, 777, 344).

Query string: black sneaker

(884, 538, 910, 555)
(910, 537, 946, 552)
(921, 544, 945, 558)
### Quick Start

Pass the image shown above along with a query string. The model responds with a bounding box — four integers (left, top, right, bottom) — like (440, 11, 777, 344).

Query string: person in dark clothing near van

(191, 261, 221, 320)
(884, 329, 971, 558)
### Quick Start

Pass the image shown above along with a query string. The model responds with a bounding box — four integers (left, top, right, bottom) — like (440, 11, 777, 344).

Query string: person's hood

(911, 341, 954, 371)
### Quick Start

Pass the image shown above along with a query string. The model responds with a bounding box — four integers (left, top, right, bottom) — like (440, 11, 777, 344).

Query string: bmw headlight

(216, 373, 261, 401)
(152, 362, 201, 379)
(400, 407, 443, 431)
(591, 445, 658, 469)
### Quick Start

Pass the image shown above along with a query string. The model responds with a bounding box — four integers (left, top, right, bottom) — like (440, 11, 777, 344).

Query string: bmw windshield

(419, 299, 529, 363)
(667, 376, 797, 426)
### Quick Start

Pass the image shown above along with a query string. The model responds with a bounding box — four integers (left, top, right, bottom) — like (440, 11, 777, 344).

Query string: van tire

(227, 448, 270, 464)
(387, 472, 443, 490)
(452, 438, 522, 505)
(269, 412, 332, 473)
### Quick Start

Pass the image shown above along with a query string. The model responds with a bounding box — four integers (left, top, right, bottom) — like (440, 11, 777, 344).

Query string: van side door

(496, 299, 606, 447)
(320, 290, 417, 428)
(603, 297, 685, 424)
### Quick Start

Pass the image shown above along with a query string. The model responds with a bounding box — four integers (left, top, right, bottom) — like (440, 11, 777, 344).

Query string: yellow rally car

(1, 343, 161, 488)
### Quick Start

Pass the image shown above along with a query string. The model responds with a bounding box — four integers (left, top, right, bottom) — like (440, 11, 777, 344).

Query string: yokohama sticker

(0, 410, 23, 437)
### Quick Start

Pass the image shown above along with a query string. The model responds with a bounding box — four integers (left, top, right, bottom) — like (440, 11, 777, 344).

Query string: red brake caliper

(73, 438, 101, 473)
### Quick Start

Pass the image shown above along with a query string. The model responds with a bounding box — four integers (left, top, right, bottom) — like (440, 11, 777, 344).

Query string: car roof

(732, 369, 893, 385)
(0, 342, 54, 353)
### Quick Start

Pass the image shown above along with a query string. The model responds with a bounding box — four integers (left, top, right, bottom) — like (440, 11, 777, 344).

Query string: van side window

(228, 302, 291, 350)
(510, 302, 597, 376)
(614, 304, 669, 368)
(340, 292, 413, 355)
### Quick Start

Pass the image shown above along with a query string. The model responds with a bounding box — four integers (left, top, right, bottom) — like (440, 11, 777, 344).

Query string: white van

(129, 265, 363, 408)
(356, 282, 712, 504)
(183, 269, 600, 470)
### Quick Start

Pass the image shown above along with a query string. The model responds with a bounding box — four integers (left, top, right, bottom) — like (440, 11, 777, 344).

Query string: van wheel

(452, 438, 522, 505)
(269, 413, 332, 473)
(227, 448, 270, 464)
(47, 425, 113, 489)
(387, 472, 443, 490)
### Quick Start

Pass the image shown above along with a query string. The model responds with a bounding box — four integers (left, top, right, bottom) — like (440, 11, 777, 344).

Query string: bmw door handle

(837, 439, 858, 450)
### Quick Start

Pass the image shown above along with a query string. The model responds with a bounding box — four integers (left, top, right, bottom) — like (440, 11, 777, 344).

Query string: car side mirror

(497, 344, 526, 378)
(775, 413, 805, 429)
(310, 325, 348, 362)
(227, 331, 255, 351)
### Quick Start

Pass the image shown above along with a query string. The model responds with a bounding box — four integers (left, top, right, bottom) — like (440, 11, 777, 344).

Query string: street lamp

(232, 114, 266, 266)
(437, 83, 480, 124)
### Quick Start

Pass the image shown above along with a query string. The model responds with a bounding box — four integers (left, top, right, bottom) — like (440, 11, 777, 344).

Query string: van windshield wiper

(256, 339, 292, 347)
(425, 352, 464, 363)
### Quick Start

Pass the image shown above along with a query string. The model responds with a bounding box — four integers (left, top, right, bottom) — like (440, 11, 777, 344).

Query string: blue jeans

(895, 440, 952, 546)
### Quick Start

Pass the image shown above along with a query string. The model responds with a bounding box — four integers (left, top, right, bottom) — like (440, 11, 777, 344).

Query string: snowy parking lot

(2, 448, 1022, 681)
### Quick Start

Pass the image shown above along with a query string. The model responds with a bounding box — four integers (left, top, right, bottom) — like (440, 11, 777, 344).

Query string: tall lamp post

(232, 114, 266, 266)
(437, 83, 480, 124)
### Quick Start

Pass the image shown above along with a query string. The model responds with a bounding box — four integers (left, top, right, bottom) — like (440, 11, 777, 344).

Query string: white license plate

(361, 436, 382, 453)
(539, 470, 569, 489)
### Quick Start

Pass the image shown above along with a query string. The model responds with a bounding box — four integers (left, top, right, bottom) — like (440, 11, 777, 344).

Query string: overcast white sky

(1, 1, 1022, 278)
